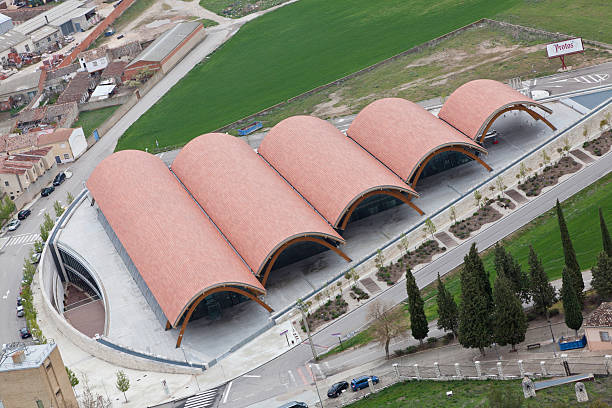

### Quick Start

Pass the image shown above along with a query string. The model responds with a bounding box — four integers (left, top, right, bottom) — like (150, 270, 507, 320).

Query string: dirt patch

(450, 204, 503, 240)
(376, 240, 446, 285)
(301, 295, 348, 331)
(583, 130, 612, 156)
(312, 91, 351, 118)
(518, 156, 582, 197)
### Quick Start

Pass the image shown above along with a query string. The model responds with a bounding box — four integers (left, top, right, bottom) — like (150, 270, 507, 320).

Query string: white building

(0, 12, 12, 35)
(78, 47, 109, 73)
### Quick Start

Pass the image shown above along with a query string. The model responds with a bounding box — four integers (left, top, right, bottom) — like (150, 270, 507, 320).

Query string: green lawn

(73, 106, 120, 137)
(117, 0, 519, 151)
(496, 0, 612, 44)
(346, 377, 612, 407)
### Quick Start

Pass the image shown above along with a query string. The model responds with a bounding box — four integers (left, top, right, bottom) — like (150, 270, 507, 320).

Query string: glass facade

(59, 249, 102, 299)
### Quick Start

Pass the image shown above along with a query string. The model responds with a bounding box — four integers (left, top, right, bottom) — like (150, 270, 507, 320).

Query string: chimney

(11, 350, 26, 364)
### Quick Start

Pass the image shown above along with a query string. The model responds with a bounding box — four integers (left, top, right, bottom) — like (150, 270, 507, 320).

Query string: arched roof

(347, 98, 487, 183)
(259, 116, 419, 228)
(171, 133, 344, 277)
(438, 79, 553, 141)
(86, 150, 265, 328)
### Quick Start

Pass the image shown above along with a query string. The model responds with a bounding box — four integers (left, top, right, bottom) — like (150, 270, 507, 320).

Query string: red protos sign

(546, 38, 584, 58)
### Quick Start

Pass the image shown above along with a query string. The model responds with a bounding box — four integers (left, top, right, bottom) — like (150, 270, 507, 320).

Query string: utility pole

(296, 299, 323, 407)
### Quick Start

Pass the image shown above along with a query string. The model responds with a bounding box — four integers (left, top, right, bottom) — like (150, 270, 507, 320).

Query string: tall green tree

(406, 267, 428, 345)
(436, 273, 458, 338)
(528, 246, 557, 319)
(493, 275, 527, 352)
(591, 251, 612, 300)
(600, 208, 612, 258)
(494, 243, 530, 302)
(458, 244, 493, 355)
(561, 267, 583, 336)
(556, 199, 584, 301)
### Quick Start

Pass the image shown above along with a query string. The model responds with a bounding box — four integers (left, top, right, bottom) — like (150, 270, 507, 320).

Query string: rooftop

(101, 61, 127, 81)
(0, 30, 28, 53)
(13, 0, 85, 36)
(45, 63, 79, 82)
(127, 21, 201, 66)
(38, 128, 72, 145)
(0, 13, 10, 24)
(56, 71, 91, 104)
(51, 5, 95, 28)
(0, 71, 42, 96)
(30, 25, 59, 43)
(78, 46, 108, 63)
(0, 343, 56, 372)
(586, 302, 612, 328)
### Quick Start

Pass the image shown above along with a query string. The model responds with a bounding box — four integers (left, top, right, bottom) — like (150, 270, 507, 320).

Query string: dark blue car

(350, 375, 379, 391)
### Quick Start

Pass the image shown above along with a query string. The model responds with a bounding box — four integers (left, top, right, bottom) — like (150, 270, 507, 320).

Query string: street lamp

(180, 345, 201, 391)
(309, 363, 324, 408)
(296, 299, 323, 408)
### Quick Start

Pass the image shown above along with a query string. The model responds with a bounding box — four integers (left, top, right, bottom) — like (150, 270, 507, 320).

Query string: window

(64, 154, 70, 159)
(600, 331, 611, 342)
(4, 181, 8, 187)
(25, 45, 30, 52)
(92, 61, 97, 66)
(47, 37, 51, 42)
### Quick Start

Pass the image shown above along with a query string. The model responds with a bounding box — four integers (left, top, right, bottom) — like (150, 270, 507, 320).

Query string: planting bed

(377, 240, 446, 285)
(302, 295, 348, 331)
(495, 196, 516, 210)
(583, 130, 612, 156)
(449, 204, 503, 240)
(518, 156, 582, 197)
(350, 285, 370, 301)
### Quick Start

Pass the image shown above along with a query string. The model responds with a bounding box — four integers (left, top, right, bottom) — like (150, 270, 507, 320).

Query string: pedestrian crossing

(184, 388, 219, 408)
(284, 363, 327, 387)
(5, 233, 40, 247)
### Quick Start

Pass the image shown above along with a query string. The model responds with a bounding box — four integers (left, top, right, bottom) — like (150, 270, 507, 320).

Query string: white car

(7, 219, 20, 231)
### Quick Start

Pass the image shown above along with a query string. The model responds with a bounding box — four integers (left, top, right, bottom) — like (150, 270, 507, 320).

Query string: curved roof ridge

(86, 150, 264, 327)
(438, 79, 552, 140)
(259, 115, 418, 228)
(347, 98, 486, 183)
(171, 133, 345, 277)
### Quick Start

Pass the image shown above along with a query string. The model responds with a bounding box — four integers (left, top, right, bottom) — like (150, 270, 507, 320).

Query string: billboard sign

(546, 38, 584, 58)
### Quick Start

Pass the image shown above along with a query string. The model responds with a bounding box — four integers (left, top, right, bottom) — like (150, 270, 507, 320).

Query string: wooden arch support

(410, 146, 492, 188)
(175, 286, 272, 348)
(260, 237, 351, 287)
(338, 190, 424, 230)
(478, 105, 556, 143)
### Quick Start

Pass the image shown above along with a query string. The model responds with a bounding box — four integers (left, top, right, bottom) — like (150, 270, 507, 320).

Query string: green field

(346, 377, 612, 407)
(199, 0, 288, 18)
(117, 0, 519, 151)
(73, 106, 120, 138)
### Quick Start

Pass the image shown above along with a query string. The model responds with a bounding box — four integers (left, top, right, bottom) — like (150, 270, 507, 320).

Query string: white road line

(580, 76, 591, 83)
(2, 290, 9, 299)
(242, 374, 261, 378)
(222, 381, 232, 404)
(587, 75, 598, 83)
(288, 370, 297, 386)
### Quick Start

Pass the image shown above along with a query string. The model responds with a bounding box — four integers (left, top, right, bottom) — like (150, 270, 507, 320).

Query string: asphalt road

(532, 61, 612, 95)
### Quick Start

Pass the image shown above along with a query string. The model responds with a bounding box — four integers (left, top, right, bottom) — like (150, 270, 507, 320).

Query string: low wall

(160, 25, 206, 75)
(79, 93, 131, 112)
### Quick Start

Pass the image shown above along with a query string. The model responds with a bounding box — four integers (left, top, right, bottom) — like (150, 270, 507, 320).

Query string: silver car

(7, 219, 20, 231)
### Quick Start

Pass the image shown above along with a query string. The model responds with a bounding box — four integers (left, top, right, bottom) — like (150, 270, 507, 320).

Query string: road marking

(305, 364, 315, 382)
(242, 374, 261, 378)
(185, 388, 218, 408)
(221, 381, 232, 404)
(6, 233, 39, 247)
(3, 290, 9, 299)
(37, 208, 46, 216)
(288, 370, 297, 386)
(296, 366, 309, 385)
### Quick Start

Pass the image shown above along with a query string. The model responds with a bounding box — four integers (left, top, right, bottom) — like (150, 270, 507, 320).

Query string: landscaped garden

(584, 129, 612, 157)
(376, 240, 446, 285)
(450, 203, 503, 240)
(518, 156, 582, 197)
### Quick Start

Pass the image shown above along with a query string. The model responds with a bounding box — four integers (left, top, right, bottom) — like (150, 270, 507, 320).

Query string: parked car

(7, 219, 20, 231)
(30, 252, 41, 264)
(64, 35, 74, 43)
(53, 172, 66, 186)
(327, 381, 349, 398)
(19, 327, 31, 339)
(350, 375, 379, 391)
(17, 209, 31, 220)
(16, 305, 25, 317)
(277, 402, 308, 408)
(16, 297, 22, 306)
(41, 186, 55, 197)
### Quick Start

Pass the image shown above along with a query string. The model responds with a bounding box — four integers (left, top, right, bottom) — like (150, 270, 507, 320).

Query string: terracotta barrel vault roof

(259, 116, 418, 228)
(438, 79, 553, 141)
(87, 150, 265, 327)
(347, 98, 486, 183)
(171, 133, 344, 277)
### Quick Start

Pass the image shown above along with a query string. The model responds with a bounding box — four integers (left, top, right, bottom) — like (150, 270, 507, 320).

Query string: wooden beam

(175, 286, 271, 348)
(338, 190, 423, 230)
(260, 237, 351, 287)
(478, 105, 556, 143)
(410, 146, 492, 187)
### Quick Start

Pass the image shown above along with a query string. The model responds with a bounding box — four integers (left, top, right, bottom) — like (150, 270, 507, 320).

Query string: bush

(548, 308, 560, 317)
(426, 337, 438, 344)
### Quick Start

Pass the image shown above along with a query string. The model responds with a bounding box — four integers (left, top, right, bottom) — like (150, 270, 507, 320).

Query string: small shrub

(426, 337, 438, 344)
(548, 308, 560, 317)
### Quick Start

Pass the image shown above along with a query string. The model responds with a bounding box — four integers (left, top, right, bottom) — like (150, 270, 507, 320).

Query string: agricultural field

(345, 377, 612, 408)
(117, 0, 519, 151)
(199, 0, 289, 18)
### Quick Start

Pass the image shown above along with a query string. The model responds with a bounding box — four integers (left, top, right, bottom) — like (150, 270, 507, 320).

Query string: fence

(319, 355, 612, 407)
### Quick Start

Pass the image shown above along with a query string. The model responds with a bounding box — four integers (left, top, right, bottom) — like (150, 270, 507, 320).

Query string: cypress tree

(556, 199, 584, 301)
(493, 275, 527, 352)
(591, 251, 612, 300)
(561, 267, 583, 336)
(600, 208, 612, 258)
(406, 267, 428, 344)
(528, 246, 556, 318)
(458, 244, 493, 355)
(494, 242, 530, 303)
(436, 273, 458, 337)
